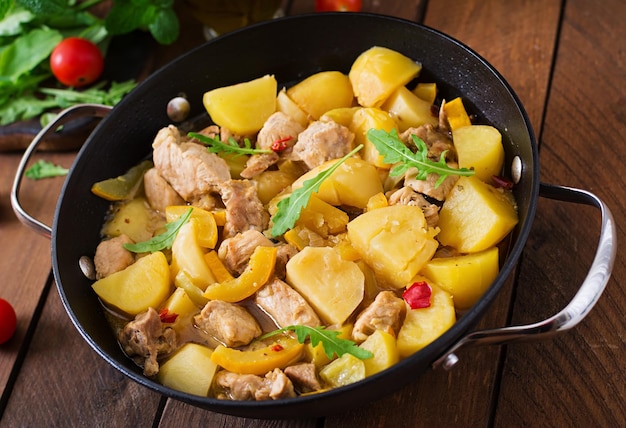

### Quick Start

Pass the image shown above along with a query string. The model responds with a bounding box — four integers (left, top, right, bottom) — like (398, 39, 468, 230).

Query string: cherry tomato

(0, 298, 17, 344)
(50, 37, 104, 87)
(315, 0, 362, 12)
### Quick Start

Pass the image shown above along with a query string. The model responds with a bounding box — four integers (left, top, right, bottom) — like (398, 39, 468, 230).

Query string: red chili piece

(492, 175, 514, 190)
(403, 281, 432, 309)
(159, 308, 178, 323)
(270, 344, 284, 352)
(271, 136, 293, 152)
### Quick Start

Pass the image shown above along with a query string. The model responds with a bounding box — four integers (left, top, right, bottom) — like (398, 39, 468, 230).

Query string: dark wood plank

(495, 0, 626, 425)
(2, 279, 163, 427)
(0, 151, 70, 407)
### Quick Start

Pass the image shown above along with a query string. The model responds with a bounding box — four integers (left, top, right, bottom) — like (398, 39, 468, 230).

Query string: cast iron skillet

(12, 13, 616, 419)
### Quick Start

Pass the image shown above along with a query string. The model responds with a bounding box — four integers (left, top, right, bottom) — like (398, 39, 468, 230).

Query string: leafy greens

(259, 325, 373, 360)
(123, 207, 192, 253)
(270, 144, 363, 237)
(189, 132, 273, 157)
(24, 159, 68, 179)
(366, 128, 474, 187)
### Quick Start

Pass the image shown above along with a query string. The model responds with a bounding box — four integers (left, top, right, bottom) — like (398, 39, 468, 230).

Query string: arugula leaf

(105, 0, 179, 45)
(25, 159, 69, 179)
(189, 132, 273, 157)
(123, 207, 192, 253)
(39, 79, 137, 106)
(366, 128, 474, 187)
(270, 144, 363, 237)
(259, 325, 373, 360)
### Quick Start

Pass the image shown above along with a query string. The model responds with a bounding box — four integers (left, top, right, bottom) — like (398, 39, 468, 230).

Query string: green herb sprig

(123, 207, 192, 253)
(189, 132, 272, 157)
(270, 144, 363, 237)
(24, 159, 69, 179)
(366, 128, 474, 187)
(260, 325, 373, 360)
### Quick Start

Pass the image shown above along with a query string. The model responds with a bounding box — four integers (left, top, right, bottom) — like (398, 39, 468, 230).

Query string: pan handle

(433, 183, 616, 370)
(11, 104, 113, 239)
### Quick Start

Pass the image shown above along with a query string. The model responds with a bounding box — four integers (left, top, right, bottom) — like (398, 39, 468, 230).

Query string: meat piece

(152, 125, 231, 201)
(118, 307, 177, 377)
(218, 229, 274, 275)
(194, 300, 261, 347)
(274, 243, 298, 280)
(94, 234, 135, 279)
(401, 123, 456, 163)
(215, 368, 296, 401)
(352, 291, 407, 343)
(240, 152, 279, 179)
(388, 186, 439, 228)
(220, 180, 269, 239)
(404, 165, 458, 201)
(292, 120, 354, 169)
(241, 112, 304, 178)
(143, 168, 185, 213)
(255, 278, 322, 328)
(284, 363, 322, 393)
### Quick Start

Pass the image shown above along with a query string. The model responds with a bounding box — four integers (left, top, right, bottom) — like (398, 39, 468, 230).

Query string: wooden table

(1, 0, 624, 426)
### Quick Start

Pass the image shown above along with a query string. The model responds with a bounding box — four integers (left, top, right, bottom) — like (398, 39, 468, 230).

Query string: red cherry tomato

(50, 37, 104, 87)
(0, 298, 17, 344)
(315, 0, 362, 12)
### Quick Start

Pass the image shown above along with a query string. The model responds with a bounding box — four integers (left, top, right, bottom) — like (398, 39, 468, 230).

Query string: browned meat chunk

(143, 168, 185, 213)
(404, 165, 458, 201)
(118, 307, 176, 377)
(215, 368, 296, 401)
(255, 278, 322, 328)
(94, 234, 135, 279)
(292, 120, 354, 169)
(388, 186, 439, 228)
(152, 125, 231, 202)
(241, 112, 304, 178)
(218, 229, 274, 275)
(220, 180, 269, 239)
(274, 243, 298, 280)
(352, 291, 407, 343)
(194, 300, 261, 347)
(284, 363, 322, 393)
(401, 123, 456, 163)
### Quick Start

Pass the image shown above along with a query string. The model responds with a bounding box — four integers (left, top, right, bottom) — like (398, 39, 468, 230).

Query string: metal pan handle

(433, 183, 616, 370)
(11, 104, 112, 239)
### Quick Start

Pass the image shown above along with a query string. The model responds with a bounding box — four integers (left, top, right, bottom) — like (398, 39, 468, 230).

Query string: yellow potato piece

(413, 82, 437, 104)
(287, 71, 354, 120)
(166, 205, 218, 249)
(359, 330, 399, 376)
(276, 87, 309, 127)
(286, 246, 364, 325)
(319, 353, 366, 387)
(347, 205, 439, 289)
(420, 247, 499, 310)
(453, 125, 505, 182)
(296, 194, 349, 238)
(437, 176, 518, 253)
(320, 106, 360, 127)
(396, 279, 456, 358)
(170, 219, 216, 289)
(92, 251, 171, 316)
(203, 246, 277, 302)
(291, 157, 384, 209)
(349, 107, 397, 168)
(158, 343, 218, 396)
(101, 197, 162, 243)
(161, 287, 200, 319)
(349, 46, 422, 108)
(203, 74, 277, 135)
(381, 86, 437, 131)
(210, 336, 304, 375)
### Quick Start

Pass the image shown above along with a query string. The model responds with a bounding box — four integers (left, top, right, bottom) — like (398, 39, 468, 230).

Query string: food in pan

(89, 46, 518, 400)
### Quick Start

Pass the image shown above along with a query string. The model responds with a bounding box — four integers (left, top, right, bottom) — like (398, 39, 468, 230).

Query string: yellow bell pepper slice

(204, 250, 234, 283)
(203, 246, 277, 302)
(210, 336, 304, 375)
(443, 97, 471, 131)
(166, 205, 218, 249)
(91, 160, 153, 201)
